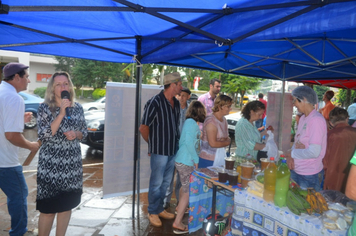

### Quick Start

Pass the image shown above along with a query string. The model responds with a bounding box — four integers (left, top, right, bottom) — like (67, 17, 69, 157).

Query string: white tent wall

(103, 82, 160, 198)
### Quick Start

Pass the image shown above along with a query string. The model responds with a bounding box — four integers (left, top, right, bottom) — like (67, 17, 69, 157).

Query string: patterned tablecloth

(188, 171, 235, 233)
(232, 190, 347, 236)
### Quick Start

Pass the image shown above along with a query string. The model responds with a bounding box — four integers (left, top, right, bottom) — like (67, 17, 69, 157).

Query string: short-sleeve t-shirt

(0, 81, 25, 167)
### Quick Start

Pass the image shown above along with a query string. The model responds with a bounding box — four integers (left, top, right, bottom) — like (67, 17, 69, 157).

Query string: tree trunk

(346, 89, 351, 107)
(160, 67, 165, 85)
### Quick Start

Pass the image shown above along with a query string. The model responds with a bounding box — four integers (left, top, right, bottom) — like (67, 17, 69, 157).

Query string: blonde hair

(212, 94, 232, 113)
(44, 72, 75, 113)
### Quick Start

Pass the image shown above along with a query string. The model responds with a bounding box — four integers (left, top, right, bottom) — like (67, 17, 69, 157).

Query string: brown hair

(186, 101, 206, 123)
(241, 101, 265, 120)
(212, 94, 232, 113)
(325, 90, 335, 101)
(329, 107, 348, 124)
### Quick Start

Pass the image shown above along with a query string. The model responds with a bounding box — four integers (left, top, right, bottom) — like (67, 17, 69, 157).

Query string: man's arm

(5, 132, 40, 152)
(139, 124, 149, 143)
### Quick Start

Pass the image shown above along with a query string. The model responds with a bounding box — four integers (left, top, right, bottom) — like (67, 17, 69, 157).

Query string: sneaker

(148, 214, 162, 227)
(158, 210, 175, 220)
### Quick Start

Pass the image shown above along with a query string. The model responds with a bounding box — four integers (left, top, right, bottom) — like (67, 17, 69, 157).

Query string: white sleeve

(292, 144, 321, 160)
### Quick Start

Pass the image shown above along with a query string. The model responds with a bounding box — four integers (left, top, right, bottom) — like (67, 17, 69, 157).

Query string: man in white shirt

(0, 63, 40, 236)
(347, 98, 356, 126)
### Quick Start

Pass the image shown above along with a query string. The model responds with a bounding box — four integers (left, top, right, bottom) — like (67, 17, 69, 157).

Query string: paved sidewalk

(0, 161, 201, 236)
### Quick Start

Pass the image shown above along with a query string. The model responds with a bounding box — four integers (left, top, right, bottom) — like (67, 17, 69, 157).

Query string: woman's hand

(285, 150, 294, 170)
(64, 130, 77, 141)
(60, 98, 71, 117)
(294, 141, 305, 149)
(261, 129, 268, 137)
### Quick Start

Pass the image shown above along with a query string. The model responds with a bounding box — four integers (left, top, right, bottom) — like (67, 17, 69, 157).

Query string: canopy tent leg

(132, 36, 143, 220)
(278, 62, 286, 152)
(278, 80, 286, 150)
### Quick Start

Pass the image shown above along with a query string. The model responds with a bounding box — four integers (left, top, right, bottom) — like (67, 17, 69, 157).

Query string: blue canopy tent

(1, 0, 356, 218)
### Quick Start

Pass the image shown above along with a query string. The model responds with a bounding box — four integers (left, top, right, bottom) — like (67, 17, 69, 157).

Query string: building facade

(0, 50, 57, 92)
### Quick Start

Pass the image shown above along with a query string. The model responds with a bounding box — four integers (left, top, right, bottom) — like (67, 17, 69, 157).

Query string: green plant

(74, 89, 94, 98)
(33, 87, 47, 98)
(92, 89, 106, 100)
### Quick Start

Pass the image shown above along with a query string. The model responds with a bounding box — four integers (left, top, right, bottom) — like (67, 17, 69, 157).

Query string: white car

(225, 111, 242, 135)
(82, 97, 106, 111)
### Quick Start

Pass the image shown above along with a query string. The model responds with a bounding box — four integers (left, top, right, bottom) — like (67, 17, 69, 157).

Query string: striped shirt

(141, 90, 180, 156)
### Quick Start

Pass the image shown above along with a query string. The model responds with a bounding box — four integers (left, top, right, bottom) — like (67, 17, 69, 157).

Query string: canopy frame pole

(132, 36, 143, 220)
(278, 63, 286, 151)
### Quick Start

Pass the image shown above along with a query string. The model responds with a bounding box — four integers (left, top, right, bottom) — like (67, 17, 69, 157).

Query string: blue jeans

(0, 166, 28, 236)
(164, 167, 181, 207)
(148, 153, 176, 214)
(291, 169, 324, 191)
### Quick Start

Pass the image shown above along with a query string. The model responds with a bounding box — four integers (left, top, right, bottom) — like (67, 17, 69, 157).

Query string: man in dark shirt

(139, 72, 182, 227)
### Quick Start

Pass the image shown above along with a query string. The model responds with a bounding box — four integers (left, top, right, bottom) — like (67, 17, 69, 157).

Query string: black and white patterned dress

(36, 102, 87, 213)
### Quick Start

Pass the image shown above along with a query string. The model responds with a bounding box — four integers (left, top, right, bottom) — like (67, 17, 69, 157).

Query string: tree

(223, 75, 262, 107)
(313, 85, 330, 103)
(338, 89, 356, 107)
(54, 56, 77, 76)
(71, 60, 125, 89)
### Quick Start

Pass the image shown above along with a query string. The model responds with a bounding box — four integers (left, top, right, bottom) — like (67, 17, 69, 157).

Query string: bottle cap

(280, 154, 285, 157)
(270, 157, 274, 161)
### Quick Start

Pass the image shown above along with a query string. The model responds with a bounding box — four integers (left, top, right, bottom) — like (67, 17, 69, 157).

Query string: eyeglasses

(292, 97, 301, 104)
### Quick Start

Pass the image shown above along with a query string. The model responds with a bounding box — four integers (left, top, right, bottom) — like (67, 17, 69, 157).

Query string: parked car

(19, 92, 44, 129)
(225, 111, 242, 135)
(81, 110, 105, 150)
(242, 95, 249, 105)
(82, 97, 105, 112)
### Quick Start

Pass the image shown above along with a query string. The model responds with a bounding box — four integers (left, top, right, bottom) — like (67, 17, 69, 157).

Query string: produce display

(246, 180, 264, 198)
(305, 188, 329, 214)
(285, 187, 311, 215)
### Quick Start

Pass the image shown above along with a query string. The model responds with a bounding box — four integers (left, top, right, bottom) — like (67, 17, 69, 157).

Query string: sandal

(175, 207, 189, 215)
(173, 225, 188, 234)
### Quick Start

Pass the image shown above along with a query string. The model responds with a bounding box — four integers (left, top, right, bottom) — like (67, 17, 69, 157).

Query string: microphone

(61, 90, 71, 119)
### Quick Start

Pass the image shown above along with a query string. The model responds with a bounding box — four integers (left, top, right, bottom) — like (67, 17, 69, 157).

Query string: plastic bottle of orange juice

(263, 157, 277, 202)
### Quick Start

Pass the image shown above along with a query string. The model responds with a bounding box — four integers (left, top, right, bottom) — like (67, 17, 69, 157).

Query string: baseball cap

(181, 87, 191, 95)
(3, 62, 29, 78)
(163, 72, 181, 85)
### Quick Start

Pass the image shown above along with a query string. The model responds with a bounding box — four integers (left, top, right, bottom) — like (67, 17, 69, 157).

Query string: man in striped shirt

(139, 72, 182, 227)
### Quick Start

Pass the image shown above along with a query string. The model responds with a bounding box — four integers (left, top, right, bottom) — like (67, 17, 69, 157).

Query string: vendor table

(232, 191, 347, 236)
(189, 171, 348, 236)
(188, 171, 238, 233)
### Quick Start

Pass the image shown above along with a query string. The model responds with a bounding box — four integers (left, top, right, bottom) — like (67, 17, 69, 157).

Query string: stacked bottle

(263, 157, 277, 202)
(274, 159, 291, 207)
